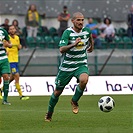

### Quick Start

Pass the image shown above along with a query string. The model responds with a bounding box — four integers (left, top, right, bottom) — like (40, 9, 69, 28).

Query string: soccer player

(45, 12, 94, 122)
(7, 25, 29, 100)
(0, 27, 12, 105)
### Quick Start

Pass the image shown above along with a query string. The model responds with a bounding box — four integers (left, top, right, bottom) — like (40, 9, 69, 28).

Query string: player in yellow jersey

(7, 25, 29, 100)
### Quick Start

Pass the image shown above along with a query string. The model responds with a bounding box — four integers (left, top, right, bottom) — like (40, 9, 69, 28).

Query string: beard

(75, 24, 83, 31)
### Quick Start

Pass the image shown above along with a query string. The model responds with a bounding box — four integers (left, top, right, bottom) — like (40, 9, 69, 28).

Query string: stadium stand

(19, 48, 133, 76)
(0, 0, 132, 21)
(26, 36, 36, 48)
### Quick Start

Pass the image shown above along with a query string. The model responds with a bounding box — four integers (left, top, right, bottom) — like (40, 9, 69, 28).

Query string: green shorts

(0, 59, 11, 77)
(55, 65, 89, 90)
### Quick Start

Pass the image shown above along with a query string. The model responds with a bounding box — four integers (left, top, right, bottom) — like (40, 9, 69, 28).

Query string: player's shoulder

(83, 27, 91, 32)
(9, 34, 19, 39)
(62, 27, 72, 36)
(14, 35, 19, 38)
(0, 27, 8, 34)
(14, 35, 20, 40)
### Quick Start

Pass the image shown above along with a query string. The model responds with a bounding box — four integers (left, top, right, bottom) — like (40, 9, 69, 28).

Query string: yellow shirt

(7, 35, 20, 63)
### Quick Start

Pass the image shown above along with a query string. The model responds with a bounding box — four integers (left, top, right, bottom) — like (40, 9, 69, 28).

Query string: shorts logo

(12, 68, 16, 73)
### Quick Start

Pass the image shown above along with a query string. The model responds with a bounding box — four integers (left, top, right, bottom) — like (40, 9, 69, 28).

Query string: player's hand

(74, 37, 82, 46)
(6, 51, 9, 55)
(3, 40, 12, 48)
(18, 44, 22, 50)
(87, 44, 94, 53)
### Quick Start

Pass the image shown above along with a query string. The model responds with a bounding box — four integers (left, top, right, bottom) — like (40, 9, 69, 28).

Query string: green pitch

(0, 95, 133, 133)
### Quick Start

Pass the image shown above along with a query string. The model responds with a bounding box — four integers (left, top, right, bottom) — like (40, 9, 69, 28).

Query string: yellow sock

(15, 83, 22, 97)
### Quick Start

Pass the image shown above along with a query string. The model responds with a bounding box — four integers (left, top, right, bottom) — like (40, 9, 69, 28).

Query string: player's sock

(48, 93, 59, 113)
(3, 80, 9, 101)
(72, 85, 84, 102)
(15, 83, 22, 97)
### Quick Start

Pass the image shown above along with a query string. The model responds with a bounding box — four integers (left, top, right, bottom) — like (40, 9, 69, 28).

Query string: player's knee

(80, 77, 88, 86)
(3, 74, 10, 81)
(54, 90, 63, 97)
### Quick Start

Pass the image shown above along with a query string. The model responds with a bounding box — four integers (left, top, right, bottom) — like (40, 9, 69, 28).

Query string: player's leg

(1, 60, 11, 105)
(11, 63, 29, 100)
(71, 66, 89, 114)
(14, 73, 23, 96)
(14, 73, 29, 100)
(45, 89, 63, 122)
(45, 70, 73, 122)
(9, 74, 14, 84)
(2, 73, 11, 105)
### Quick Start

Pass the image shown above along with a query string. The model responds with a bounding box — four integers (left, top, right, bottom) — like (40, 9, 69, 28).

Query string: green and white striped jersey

(0, 28, 9, 62)
(59, 27, 91, 72)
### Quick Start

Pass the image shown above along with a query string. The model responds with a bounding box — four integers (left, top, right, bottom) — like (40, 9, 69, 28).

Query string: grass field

(0, 95, 133, 133)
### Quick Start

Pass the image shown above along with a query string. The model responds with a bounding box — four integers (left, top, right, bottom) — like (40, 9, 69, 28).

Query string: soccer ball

(98, 96, 115, 112)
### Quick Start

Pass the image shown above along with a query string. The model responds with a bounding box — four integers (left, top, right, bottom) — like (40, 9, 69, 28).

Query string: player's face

(8, 26, 16, 35)
(72, 15, 84, 31)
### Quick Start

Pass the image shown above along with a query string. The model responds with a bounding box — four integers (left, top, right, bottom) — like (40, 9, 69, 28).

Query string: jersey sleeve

(59, 30, 70, 47)
(85, 27, 92, 35)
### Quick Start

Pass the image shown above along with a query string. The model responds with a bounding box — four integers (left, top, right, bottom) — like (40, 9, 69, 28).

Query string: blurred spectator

(1, 18, 9, 32)
(12, 19, 27, 49)
(25, 4, 39, 38)
(127, 5, 133, 38)
(99, 17, 115, 42)
(57, 5, 70, 37)
(86, 18, 102, 49)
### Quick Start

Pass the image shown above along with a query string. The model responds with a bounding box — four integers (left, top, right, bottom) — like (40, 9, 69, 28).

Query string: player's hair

(72, 12, 84, 20)
(8, 25, 14, 28)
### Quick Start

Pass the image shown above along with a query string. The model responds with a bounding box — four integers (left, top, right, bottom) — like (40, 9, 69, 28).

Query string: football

(98, 96, 115, 112)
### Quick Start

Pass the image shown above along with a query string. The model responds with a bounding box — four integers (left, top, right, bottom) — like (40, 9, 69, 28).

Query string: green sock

(72, 85, 84, 102)
(48, 93, 59, 113)
(3, 80, 9, 101)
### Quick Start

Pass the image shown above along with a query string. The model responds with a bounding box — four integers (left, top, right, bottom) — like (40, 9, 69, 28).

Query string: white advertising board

(5, 76, 133, 96)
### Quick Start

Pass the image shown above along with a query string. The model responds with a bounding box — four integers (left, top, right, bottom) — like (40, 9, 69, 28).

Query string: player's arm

(59, 37, 81, 53)
(18, 44, 22, 50)
(87, 34, 94, 53)
(3, 29, 12, 48)
(17, 37, 22, 50)
(3, 40, 12, 48)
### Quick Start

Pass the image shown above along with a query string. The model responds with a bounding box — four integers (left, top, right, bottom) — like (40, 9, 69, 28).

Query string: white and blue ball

(98, 96, 115, 112)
